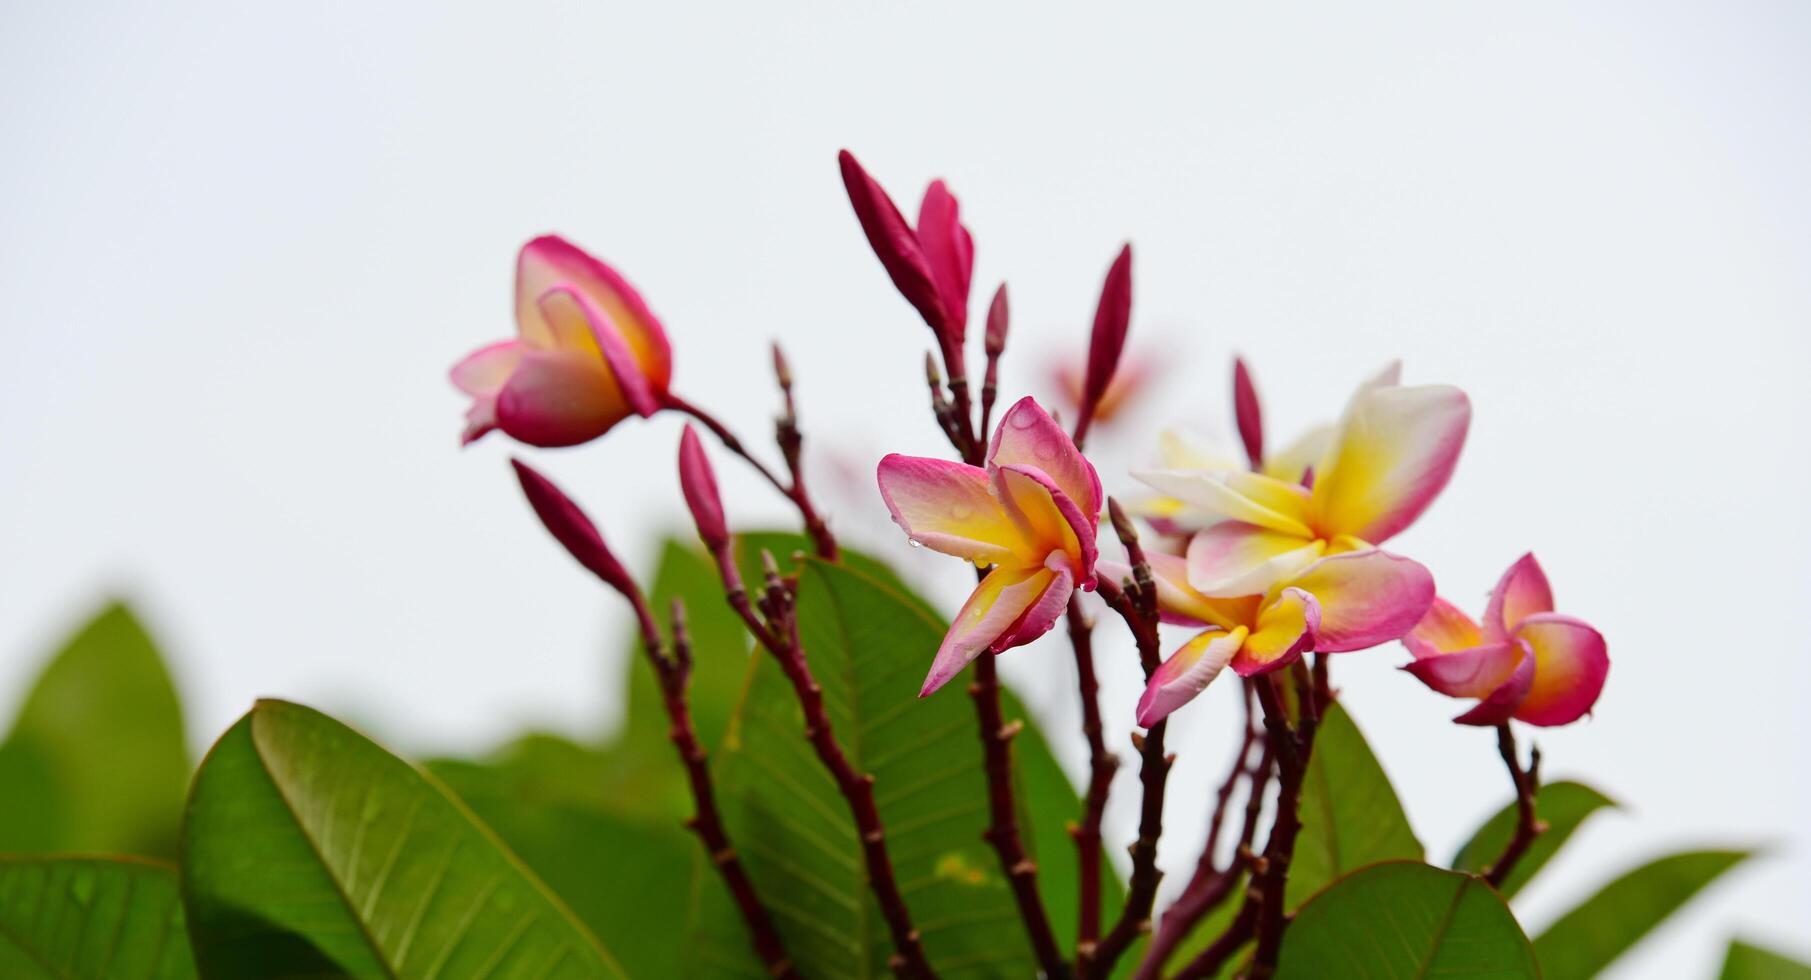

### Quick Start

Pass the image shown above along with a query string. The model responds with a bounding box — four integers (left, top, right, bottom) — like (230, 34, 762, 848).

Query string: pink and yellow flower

(877, 397, 1102, 696)
(1134, 364, 1470, 598)
(451, 235, 672, 448)
(1110, 549, 1434, 726)
(1402, 553, 1609, 726)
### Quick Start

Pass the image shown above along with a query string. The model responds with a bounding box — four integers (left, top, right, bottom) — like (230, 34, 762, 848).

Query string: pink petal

(1403, 597, 1485, 659)
(1185, 522, 1327, 598)
(494, 349, 631, 448)
(917, 180, 972, 343)
(1232, 588, 1321, 676)
(1484, 552, 1555, 641)
(1138, 628, 1245, 727)
(1081, 244, 1133, 413)
(1453, 647, 1537, 726)
(876, 455, 1023, 567)
(516, 235, 672, 394)
(1511, 613, 1609, 726)
(536, 286, 660, 417)
(989, 396, 1103, 519)
(1233, 357, 1264, 470)
(992, 464, 1098, 585)
(1401, 641, 1525, 699)
(451, 341, 524, 445)
(1287, 550, 1435, 653)
(921, 565, 1069, 697)
(992, 562, 1074, 653)
(838, 150, 951, 340)
(1098, 553, 1256, 631)
(1309, 382, 1471, 544)
(1259, 425, 1332, 487)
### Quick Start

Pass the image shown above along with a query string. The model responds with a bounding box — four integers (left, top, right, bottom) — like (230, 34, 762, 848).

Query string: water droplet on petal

(1010, 410, 1038, 430)
(1032, 437, 1059, 461)
(908, 538, 924, 548)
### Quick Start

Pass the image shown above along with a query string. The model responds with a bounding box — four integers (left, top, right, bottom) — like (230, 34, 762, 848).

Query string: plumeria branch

(1086, 500, 1173, 980)
(1066, 596, 1117, 955)
(1136, 685, 1270, 979)
(1246, 669, 1322, 978)
(508, 460, 796, 978)
(1484, 722, 1545, 890)
(680, 435, 934, 979)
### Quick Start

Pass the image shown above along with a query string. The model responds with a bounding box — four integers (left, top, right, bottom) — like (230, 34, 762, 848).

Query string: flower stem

(1066, 597, 1117, 956)
(971, 652, 1071, 978)
(1484, 722, 1544, 890)
(1246, 671, 1320, 978)
(711, 551, 935, 978)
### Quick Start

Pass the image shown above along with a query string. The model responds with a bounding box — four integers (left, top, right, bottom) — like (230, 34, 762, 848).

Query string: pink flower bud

(510, 458, 639, 598)
(678, 425, 730, 554)
(1233, 356, 1264, 469)
(838, 149, 951, 341)
(917, 179, 974, 344)
(985, 284, 1010, 357)
(1081, 244, 1133, 414)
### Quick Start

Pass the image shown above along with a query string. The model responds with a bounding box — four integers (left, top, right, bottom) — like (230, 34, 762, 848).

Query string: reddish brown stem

(1484, 722, 1544, 890)
(665, 392, 837, 560)
(622, 589, 796, 978)
(1137, 694, 1269, 980)
(971, 652, 1071, 979)
(1247, 672, 1320, 979)
(1173, 898, 1259, 980)
(1088, 514, 1172, 979)
(1067, 597, 1117, 955)
(711, 554, 934, 977)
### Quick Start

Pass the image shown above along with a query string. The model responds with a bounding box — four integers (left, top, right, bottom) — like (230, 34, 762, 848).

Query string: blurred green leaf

(1277, 861, 1537, 978)
(1152, 872, 1250, 979)
(0, 603, 187, 858)
(0, 856, 196, 979)
(1287, 701, 1423, 907)
(686, 559, 1074, 977)
(181, 700, 623, 978)
(1451, 780, 1616, 898)
(1533, 849, 1751, 980)
(433, 755, 693, 979)
(1720, 938, 1811, 979)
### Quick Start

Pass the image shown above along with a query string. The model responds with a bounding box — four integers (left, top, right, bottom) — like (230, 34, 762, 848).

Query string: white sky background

(3, 1, 1808, 974)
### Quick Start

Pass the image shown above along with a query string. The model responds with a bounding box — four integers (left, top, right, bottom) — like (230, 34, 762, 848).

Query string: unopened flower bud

(1082, 244, 1133, 414)
(985, 284, 1010, 357)
(678, 425, 730, 554)
(510, 458, 639, 598)
(838, 149, 951, 340)
(1233, 357, 1264, 469)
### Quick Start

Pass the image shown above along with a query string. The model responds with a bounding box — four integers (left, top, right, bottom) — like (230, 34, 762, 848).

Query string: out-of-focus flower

(838, 150, 976, 350)
(877, 397, 1102, 696)
(1135, 363, 1470, 598)
(451, 236, 672, 448)
(1053, 352, 1160, 429)
(1103, 548, 1434, 727)
(1402, 553, 1609, 726)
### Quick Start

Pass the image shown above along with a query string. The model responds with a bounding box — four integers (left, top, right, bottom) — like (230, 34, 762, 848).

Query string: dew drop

(949, 501, 974, 521)
(1032, 437, 1059, 461)
(1009, 410, 1038, 430)
(68, 869, 96, 907)
(908, 538, 924, 548)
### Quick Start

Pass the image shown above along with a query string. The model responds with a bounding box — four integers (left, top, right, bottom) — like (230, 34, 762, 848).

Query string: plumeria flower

(877, 397, 1101, 696)
(1402, 553, 1609, 726)
(1106, 549, 1434, 726)
(1134, 363, 1470, 598)
(451, 235, 672, 447)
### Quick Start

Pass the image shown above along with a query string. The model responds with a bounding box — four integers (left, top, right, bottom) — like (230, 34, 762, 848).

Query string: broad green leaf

(1287, 701, 1422, 907)
(686, 559, 1050, 978)
(0, 857, 195, 979)
(432, 754, 694, 979)
(1451, 780, 1616, 898)
(1150, 872, 1251, 979)
(181, 700, 623, 979)
(0, 736, 64, 852)
(1720, 938, 1811, 979)
(1277, 861, 1537, 978)
(1533, 849, 1751, 980)
(0, 603, 187, 857)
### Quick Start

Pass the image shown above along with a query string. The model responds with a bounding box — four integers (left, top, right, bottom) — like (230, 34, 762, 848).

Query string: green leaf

(432, 754, 695, 979)
(0, 603, 188, 857)
(1720, 938, 1811, 979)
(686, 559, 1062, 978)
(1451, 780, 1616, 898)
(181, 699, 624, 978)
(1533, 849, 1752, 980)
(0, 857, 195, 979)
(1277, 861, 1537, 978)
(1287, 702, 1423, 907)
